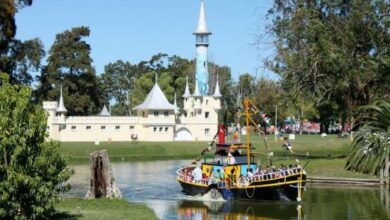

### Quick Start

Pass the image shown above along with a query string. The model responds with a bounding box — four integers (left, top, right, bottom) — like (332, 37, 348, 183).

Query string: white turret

(183, 76, 191, 98)
(56, 85, 67, 114)
(213, 74, 222, 97)
(99, 104, 111, 117)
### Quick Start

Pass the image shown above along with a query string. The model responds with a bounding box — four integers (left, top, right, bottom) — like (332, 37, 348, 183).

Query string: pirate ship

(176, 98, 306, 201)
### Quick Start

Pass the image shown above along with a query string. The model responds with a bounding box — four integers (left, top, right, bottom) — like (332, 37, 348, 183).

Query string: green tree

(0, 73, 72, 219)
(267, 0, 390, 131)
(35, 26, 103, 115)
(99, 60, 137, 115)
(0, 38, 45, 84)
(0, 0, 33, 52)
(345, 100, 390, 175)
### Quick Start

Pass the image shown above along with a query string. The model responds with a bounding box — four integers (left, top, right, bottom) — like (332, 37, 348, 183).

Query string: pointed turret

(213, 74, 222, 97)
(99, 104, 111, 117)
(193, 80, 201, 97)
(194, 0, 211, 35)
(56, 85, 67, 113)
(183, 76, 191, 98)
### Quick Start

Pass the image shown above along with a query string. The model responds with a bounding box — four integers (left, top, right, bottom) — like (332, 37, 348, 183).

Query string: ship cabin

(201, 143, 257, 184)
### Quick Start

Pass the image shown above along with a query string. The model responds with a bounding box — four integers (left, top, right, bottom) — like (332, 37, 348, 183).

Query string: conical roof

(99, 104, 111, 116)
(193, 80, 201, 97)
(133, 81, 175, 110)
(183, 76, 192, 98)
(56, 85, 67, 113)
(194, 0, 211, 35)
(213, 74, 222, 97)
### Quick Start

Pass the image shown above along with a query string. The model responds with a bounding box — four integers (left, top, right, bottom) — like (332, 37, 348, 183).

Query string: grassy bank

(54, 198, 157, 220)
(60, 134, 351, 163)
(59, 134, 375, 179)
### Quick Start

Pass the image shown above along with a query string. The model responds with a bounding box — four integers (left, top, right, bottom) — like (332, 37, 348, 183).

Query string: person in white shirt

(191, 166, 202, 182)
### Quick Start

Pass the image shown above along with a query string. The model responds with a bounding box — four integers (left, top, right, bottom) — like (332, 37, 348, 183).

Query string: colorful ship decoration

(176, 98, 306, 202)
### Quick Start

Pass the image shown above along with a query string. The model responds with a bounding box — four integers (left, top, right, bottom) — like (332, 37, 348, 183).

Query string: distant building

(43, 1, 222, 142)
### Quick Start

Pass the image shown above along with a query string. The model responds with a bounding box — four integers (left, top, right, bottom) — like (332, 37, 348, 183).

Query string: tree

(0, 0, 33, 52)
(99, 60, 137, 115)
(0, 73, 72, 219)
(0, 38, 45, 85)
(267, 0, 390, 130)
(345, 100, 390, 176)
(35, 26, 103, 115)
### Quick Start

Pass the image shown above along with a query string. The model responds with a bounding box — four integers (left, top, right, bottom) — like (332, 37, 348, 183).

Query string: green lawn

(54, 198, 157, 220)
(60, 134, 351, 163)
(59, 133, 376, 179)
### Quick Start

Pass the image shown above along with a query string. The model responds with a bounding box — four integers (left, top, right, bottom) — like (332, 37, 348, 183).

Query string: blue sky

(16, 0, 278, 81)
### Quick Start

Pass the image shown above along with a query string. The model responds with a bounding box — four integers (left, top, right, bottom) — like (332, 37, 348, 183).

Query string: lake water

(68, 160, 390, 220)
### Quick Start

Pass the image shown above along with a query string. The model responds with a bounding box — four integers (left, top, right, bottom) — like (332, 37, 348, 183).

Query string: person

(247, 168, 254, 178)
(228, 151, 236, 164)
(282, 137, 292, 152)
(191, 166, 202, 182)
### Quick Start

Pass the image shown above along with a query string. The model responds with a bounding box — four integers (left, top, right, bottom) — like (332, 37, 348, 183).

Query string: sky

(15, 0, 278, 81)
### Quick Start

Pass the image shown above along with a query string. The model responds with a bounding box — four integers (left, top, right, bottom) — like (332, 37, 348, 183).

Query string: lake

(68, 160, 390, 220)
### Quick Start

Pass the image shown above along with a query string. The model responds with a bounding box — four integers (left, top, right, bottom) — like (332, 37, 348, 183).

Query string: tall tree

(0, 0, 33, 52)
(0, 38, 44, 84)
(0, 73, 72, 219)
(35, 26, 103, 115)
(267, 0, 390, 130)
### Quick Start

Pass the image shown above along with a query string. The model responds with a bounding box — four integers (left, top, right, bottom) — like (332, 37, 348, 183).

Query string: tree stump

(85, 150, 122, 199)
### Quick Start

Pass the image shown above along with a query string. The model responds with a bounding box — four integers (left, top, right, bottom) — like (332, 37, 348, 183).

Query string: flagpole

(274, 105, 277, 143)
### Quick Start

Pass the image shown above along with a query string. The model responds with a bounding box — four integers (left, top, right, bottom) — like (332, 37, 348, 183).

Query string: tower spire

(213, 74, 222, 97)
(193, 79, 201, 97)
(173, 92, 179, 114)
(193, 0, 212, 96)
(194, 0, 211, 34)
(56, 85, 67, 113)
(183, 75, 191, 98)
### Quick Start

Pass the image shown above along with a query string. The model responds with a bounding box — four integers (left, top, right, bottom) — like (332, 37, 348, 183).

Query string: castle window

(154, 111, 159, 116)
(190, 112, 194, 117)
(184, 112, 187, 117)
(115, 125, 120, 130)
(153, 127, 157, 132)
(86, 125, 91, 130)
(185, 98, 188, 102)
(165, 127, 168, 132)
(129, 126, 134, 130)
(159, 127, 163, 132)
(203, 61, 206, 67)
(101, 126, 106, 130)
(205, 112, 209, 119)
(205, 128, 210, 135)
(142, 111, 145, 117)
(164, 111, 169, 117)
(71, 126, 76, 130)
(206, 100, 209, 105)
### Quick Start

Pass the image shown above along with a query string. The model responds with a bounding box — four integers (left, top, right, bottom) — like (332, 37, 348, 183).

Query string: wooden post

(85, 150, 122, 199)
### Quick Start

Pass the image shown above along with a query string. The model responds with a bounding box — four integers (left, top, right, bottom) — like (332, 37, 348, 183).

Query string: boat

(176, 98, 307, 202)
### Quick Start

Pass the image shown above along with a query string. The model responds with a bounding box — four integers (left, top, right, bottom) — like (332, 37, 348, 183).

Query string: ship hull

(177, 173, 306, 201)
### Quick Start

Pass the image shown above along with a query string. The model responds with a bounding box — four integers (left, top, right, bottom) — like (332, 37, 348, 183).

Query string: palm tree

(345, 100, 390, 176)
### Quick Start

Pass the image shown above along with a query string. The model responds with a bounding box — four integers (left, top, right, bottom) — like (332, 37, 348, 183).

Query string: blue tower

(193, 0, 211, 96)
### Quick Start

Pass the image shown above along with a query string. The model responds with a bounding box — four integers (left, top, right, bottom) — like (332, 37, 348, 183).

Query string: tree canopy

(35, 26, 103, 115)
(0, 73, 72, 219)
(267, 0, 390, 132)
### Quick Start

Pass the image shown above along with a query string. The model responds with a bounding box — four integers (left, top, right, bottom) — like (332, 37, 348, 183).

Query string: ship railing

(237, 167, 303, 186)
(176, 167, 209, 185)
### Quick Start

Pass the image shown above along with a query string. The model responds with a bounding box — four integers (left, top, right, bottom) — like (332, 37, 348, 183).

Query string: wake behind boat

(176, 98, 306, 202)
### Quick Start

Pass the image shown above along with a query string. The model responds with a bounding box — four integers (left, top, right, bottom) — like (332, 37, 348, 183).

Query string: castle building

(43, 0, 221, 142)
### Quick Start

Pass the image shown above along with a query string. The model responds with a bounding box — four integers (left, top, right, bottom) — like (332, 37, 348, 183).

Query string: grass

(59, 133, 377, 179)
(54, 198, 158, 220)
(60, 134, 351, 163)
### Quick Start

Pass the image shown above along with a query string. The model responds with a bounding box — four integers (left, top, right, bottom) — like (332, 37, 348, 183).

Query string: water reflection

(67, 160, 390, 220)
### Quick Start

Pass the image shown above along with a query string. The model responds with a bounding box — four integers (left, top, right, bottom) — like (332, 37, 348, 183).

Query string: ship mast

(244, 98, 251, 168)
